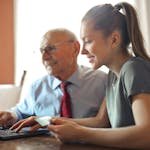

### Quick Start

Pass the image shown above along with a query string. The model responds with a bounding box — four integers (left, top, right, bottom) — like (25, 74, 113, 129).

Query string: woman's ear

(110, 31, 121, 49)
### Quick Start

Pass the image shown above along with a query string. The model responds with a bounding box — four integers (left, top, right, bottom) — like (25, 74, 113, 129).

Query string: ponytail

(82, 2, 150, 61)
(115, 2, 150, 61)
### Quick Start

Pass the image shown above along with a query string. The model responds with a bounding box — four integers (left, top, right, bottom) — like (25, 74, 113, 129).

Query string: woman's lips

(87, 56, 95, 63)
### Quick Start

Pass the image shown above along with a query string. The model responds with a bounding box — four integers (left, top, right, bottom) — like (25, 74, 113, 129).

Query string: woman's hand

(48, 118, 83, 143)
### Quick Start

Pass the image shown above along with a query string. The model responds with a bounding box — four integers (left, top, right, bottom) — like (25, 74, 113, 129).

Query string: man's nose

(42, 50, 51, 59)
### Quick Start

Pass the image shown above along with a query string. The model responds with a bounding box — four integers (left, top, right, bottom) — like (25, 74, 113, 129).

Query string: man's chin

(46, 68, 52, 75)
(47, 70, 58, 78)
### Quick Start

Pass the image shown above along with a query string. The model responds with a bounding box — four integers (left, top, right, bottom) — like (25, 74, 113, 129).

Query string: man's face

(40, 32, 79, 79)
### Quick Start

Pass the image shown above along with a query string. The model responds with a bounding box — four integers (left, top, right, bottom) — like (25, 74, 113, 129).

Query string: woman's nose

(81, 47, 88, 55)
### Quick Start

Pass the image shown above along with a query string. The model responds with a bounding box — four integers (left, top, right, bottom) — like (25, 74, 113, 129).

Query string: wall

(0, 0, 14, 84)
(135, 0, 150, 54)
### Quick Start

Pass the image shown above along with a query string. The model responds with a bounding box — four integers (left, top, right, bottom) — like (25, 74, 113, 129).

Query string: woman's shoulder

(119, 57, 150, 82)
(121, 57, 150, 73)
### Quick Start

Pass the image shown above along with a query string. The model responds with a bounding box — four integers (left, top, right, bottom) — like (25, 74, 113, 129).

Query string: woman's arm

(49, 93, 150, 149)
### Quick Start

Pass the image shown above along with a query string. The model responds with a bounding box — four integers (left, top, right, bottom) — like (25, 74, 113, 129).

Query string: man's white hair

(44, 28, 77, 41)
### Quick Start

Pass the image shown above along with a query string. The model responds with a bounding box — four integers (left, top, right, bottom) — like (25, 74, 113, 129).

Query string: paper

(34, 116, 52, 127)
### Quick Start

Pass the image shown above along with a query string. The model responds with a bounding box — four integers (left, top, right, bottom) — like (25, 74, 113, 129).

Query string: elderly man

(0, 28, 107, 128)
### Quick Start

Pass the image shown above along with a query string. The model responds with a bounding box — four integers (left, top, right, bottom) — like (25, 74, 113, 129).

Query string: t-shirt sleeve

(122, 60, 150, 98)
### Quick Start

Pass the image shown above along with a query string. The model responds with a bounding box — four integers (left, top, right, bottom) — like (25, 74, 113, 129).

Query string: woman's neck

(108, 52, 132, 77)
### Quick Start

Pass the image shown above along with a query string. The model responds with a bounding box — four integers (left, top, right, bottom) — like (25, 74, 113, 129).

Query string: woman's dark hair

(82, 2, 150, 61)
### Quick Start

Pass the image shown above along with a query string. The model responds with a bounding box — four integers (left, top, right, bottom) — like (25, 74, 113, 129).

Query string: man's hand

(0, 111, 17, 128)
(10, 116, 43, 132)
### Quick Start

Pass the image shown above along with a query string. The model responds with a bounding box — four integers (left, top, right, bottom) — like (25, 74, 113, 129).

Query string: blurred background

(0, 0, 150, 85)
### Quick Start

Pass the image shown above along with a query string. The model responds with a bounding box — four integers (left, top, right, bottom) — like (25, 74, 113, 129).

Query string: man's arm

(10, 83, 36, 120)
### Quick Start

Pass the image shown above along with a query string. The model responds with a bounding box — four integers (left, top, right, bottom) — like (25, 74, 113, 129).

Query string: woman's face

(80, 21, 114, 70)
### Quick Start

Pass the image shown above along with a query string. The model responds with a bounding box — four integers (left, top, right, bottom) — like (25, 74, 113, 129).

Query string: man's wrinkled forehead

(40, 32, 68, 48)
(40, 37, 50, 49)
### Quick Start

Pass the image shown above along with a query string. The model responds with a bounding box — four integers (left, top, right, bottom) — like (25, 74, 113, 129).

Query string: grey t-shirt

(106, 57, 150, 128)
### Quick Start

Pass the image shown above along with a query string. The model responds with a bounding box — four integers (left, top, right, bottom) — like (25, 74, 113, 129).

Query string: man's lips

(44, 60, 57, 66)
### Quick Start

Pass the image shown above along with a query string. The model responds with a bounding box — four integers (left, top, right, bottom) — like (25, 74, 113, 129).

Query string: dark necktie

(60, 82, 72, 118)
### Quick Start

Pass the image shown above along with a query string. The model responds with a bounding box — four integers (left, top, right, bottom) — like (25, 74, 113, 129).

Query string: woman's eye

(85, 40, 92, 44)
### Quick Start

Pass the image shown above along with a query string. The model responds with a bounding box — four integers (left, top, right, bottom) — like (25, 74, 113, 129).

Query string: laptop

(0, 127, 50, 140)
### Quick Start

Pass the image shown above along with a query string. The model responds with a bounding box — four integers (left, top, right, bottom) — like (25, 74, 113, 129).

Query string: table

(0, 135, 133, 150)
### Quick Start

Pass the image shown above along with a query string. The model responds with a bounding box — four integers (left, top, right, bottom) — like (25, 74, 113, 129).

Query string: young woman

(48, 2, 150, 149)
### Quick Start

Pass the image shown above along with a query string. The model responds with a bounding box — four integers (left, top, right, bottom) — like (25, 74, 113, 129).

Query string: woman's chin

(92, 63, 101, 70)
(90, 63, 97, 70)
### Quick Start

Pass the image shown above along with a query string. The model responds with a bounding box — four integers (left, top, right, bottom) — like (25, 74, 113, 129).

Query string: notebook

(0, 127, 50, 140)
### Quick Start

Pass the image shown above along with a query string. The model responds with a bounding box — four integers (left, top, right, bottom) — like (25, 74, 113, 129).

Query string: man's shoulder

(31, 74, 54, 88)
(79, 65, 107, 78)
(77, 66, 107, 92)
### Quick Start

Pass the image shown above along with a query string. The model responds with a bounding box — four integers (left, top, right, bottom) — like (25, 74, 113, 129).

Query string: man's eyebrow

(40, 43, 54, 48)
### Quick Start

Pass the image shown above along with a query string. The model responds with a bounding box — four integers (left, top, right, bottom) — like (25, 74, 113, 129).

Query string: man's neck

(57, 64, 77, 81)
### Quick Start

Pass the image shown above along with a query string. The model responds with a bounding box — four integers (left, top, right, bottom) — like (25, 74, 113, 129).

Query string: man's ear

(73, 41, 80, 55)
(110, 31, 121, 49)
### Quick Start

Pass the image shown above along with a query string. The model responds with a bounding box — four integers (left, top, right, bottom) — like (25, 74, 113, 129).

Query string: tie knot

(60, 82, 69, 90)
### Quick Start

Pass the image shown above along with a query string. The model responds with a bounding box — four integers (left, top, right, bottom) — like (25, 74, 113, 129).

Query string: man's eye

(46, 46, 56, 51)
(40, 46, 56, 53)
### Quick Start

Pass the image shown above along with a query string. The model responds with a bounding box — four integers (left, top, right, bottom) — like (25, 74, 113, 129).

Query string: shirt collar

(47, 75, 61, 90)
(47, 65, 82, 89)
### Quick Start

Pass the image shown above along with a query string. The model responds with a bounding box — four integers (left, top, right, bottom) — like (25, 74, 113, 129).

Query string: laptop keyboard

(0, 128, 49, 140)
(0, 129, 26, 136)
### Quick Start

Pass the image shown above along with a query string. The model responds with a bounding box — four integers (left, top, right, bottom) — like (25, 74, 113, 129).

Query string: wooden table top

(0, 135, 134, 150)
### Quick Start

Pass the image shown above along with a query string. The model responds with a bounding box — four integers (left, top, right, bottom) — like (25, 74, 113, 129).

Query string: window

(14, 0, 134, 84)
